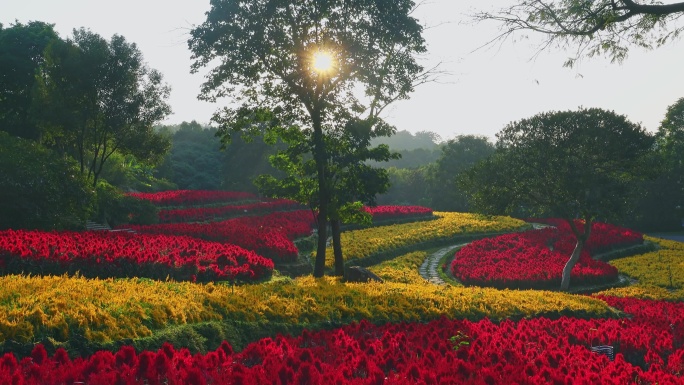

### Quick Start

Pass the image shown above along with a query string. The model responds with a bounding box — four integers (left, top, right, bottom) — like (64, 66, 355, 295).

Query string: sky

(2, 0, 684, 141)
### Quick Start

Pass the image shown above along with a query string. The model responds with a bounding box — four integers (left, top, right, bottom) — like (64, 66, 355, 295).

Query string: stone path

(419, 244, 468, 285)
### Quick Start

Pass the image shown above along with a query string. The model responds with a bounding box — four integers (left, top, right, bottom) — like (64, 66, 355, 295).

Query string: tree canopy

(0, 21, 59, 140)
(37, 28, 172, 185)
(460, 107, 655, 290)
(0, 131, 94, 230)
(189, 0, 431, 277)
(474, 0, 684, 66)
(431, 135, 495, 212)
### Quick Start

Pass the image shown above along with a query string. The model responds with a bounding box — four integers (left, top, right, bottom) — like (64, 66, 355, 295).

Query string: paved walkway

(419, 244, 468, 285)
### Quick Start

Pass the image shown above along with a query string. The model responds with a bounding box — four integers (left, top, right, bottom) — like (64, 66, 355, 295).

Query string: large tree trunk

(314, 210, 328, 277)
(560, 218, 592, 291)
(312, 107, 329, 278)
(331, 219, 344, 276)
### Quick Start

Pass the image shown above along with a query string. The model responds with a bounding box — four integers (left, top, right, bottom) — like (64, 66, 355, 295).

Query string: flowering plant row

(3, 297, 682, 384)
(609, 236, 684, 290)
(0, 271, 611, 344)
(364, 205, 433, 222)
(157, 199, 303, 223)
(128, 210, 317, 262)
(528, 218, 643, 254)
(327, 212, 528, 266)
(0, 230, 273, 284)
(450, 221, 643, 289)
(127, 190, 257, 207)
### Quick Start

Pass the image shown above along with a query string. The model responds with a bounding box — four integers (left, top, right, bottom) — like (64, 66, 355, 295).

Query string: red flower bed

(364, 205, 433, 222)
(128, 210, 318, 263)
(4, 297, 683, 384)
(451, 222, 641, 290)
(0, 230, 273, 282)
(157, 199, 304, 223)
(127, 190, 257, 206)
(527, 218, 643, 254)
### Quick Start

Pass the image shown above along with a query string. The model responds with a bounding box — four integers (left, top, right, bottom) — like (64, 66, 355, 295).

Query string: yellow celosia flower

(609, 236, 684, 290)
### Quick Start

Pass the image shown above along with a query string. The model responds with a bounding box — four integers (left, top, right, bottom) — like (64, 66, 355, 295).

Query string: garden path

(419, 244, 468, 285)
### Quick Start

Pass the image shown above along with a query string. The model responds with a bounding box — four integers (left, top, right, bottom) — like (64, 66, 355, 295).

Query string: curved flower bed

(0, 230, 273, 283)
(2, 297, 682, 384)
(128, 210, 317, 262)
(328, 212, 528, 266)
(609, 237, 684, 290)
(364, 205, 433, 222)
(157, 198, 304, 223)
(0, 272, 611, 344)
(451, 221, 641, 289)
(127, 190, 257, 207)
(528, 218, 644, 254)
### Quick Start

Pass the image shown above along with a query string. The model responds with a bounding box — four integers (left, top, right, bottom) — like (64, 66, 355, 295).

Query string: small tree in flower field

(460, 107, 655, 290)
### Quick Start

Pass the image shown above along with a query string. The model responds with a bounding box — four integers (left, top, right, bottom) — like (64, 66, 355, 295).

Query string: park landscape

(1, 191, 684, 384)
(2, 0, 684, 383)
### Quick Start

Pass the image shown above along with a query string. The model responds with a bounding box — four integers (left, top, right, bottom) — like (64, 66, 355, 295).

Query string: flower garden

(0, 190, 683, 384)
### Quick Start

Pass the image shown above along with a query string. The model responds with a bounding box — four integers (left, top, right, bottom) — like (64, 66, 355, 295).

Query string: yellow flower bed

(327, 212, 527, 266)
(0, 271, 612, 344)
(0, 275, 224, 343)
(609, 236, 684, 289)
(596, 285, 684, 301)
(369, 251, 429, 284)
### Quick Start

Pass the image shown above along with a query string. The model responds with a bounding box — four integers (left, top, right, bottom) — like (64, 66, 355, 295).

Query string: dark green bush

(0, 132, 94, 230)
(94, 182, 159, 227)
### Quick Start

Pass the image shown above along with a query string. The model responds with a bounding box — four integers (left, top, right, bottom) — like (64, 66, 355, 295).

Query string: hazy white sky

(3, 0, 683, 140)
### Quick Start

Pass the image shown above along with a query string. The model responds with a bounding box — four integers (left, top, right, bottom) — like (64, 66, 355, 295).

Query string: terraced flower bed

(2, 187, 683, 384)
(0, 230, 273, 283)
(127, 190, 257, 206)
(127, 210, 315, 262)
(327, 212, 529, 267)
(451, 221, 642, 290)
(2, 297, 682, 384)
(157, 198, 304, 223)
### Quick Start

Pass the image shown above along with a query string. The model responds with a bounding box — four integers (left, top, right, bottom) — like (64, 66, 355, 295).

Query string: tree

(459, 108, 654, 290)
(256, 117, 398, 276)
(654, 97, 684, 224)
(0, 21, 59, 140)
(431, 135, 495, 212)
(189, 0, 432, 277)
(377, 165, 434, 206)
(37, 28, 172, 186)
(474, 0, 684, 66)
(0, 131, 94, 230)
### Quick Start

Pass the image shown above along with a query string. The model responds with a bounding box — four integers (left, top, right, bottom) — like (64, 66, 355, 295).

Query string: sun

(312, 51, 335, 74)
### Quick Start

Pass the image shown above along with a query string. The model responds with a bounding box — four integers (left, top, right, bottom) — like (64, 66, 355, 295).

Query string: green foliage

(94, 181, 159, 227)
(98, 152, 176, 192)
(0, 21, 59, 140)
(624, 97, 684, 231)
(370, 130, 441, 151)
(475, 0, 684, 66)
(449, 331, 470, 351)
(35, 28, 171, 185)
(378, 166, 434, 207)
(0, 131, 94, 230)
(157, 121, 283, 192)
(431, 135, 495, 212)
(461, 108, 655, 222)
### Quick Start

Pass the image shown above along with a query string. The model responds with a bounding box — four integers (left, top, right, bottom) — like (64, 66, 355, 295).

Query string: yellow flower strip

(0, 272, 611, 344)
(0, 275, 223, 344)
(608, 236, 684, 290)
(327, 212, 527, 266)
(596, 285, 684, 301)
